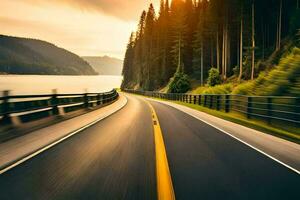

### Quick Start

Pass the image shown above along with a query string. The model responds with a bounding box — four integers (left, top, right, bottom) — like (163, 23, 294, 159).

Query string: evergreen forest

(121, 0, 300, 96)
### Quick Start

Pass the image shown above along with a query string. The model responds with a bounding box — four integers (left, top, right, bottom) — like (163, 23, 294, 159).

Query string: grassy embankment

(151, 47, 300, 143)
(190, 46, 300, 97)
(137, 94, 300, 144)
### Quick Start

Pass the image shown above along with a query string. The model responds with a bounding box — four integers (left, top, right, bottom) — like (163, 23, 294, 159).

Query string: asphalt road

(0, 94, 299, 200)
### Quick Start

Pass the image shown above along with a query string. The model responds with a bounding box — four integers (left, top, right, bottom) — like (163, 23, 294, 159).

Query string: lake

(0, 75, 123, 96)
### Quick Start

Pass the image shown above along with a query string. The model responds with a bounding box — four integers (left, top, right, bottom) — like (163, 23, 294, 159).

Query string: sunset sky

(0, 0, 160, 59)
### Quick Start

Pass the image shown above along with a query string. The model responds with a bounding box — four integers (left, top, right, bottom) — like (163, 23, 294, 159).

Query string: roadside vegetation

(176, 101, 300, 144)
(131, 93, 300, 144)
(191, 46, 300, 96)
(122, 0, 299, 140)
(122, 0, 300, 97)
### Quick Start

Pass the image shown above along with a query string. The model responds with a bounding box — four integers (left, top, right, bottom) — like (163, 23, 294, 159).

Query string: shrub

(203, 83, 234, 94)
(233, 47, 300, 96)
(168, 72, 191, 93)
(207, 68, 221, 86)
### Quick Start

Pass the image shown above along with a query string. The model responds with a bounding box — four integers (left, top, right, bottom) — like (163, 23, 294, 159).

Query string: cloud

(23, 0, 157, 21)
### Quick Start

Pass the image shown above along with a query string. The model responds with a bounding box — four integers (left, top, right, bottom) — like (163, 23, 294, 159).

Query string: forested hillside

(0, 35, 97, 75)
(83, 56, 123, 75)
(121, 0, 300, 95)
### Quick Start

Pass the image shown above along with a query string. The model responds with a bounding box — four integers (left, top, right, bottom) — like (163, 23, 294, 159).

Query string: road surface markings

(0, 96, 128, 175)
(147, 101, 176, 200)
(179, 111, 300, 175)
(147, 98, 300, 175)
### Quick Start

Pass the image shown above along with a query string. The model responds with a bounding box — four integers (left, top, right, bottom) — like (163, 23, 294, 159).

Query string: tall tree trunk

(237, 31, 239, 72)
(224, 22, 228, 80)
(251, 1, 255, 80)
(177, 36, 181, 73)
(227, 34, 230, 77)
(222, 24, 225, 79)
(211, 37, 214, 67)
(238, 6, 243, 81)
(201, 37, 204, 86)
(278, 0, 282, 50)
(216, 31, 220, 71)
(262, 22, 265, 61)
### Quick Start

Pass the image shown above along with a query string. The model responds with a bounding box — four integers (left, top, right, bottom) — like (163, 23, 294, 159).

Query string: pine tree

(238, 1, 244, 81)
(121, 0, 300, 91)
(134, 11, 147, 86)
(143, 4, 156, 90)
(121, 33, 135, 89)
(170, 0, 188, 74)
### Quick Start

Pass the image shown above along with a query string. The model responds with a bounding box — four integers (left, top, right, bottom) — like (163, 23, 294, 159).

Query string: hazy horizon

(0, 0, 160, 59)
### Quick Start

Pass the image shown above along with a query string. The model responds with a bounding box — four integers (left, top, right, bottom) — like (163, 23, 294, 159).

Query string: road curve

(0, 94, 299, 200)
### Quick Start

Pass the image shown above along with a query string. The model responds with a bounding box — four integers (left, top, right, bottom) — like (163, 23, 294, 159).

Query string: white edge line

(0, 96, 128, 175)
(147, 98, 300, 175)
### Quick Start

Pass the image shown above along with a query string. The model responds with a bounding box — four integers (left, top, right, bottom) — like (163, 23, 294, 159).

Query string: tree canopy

(121, 0, 300, 91)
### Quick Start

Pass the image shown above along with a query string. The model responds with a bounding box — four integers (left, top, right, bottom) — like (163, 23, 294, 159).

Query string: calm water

(0, 75, 123, 96)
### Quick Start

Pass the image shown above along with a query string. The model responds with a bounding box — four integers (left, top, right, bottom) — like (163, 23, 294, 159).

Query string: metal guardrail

(124, 89, 300, 128)
(0, 89, 119, 124)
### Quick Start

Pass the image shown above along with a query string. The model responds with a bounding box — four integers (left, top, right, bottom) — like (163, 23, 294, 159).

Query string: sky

(0, 0, 160, 59)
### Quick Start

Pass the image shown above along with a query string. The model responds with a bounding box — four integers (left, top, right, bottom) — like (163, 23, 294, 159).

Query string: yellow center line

(146, 101, 176, 200)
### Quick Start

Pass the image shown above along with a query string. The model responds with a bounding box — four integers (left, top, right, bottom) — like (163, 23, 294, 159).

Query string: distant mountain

(82, 56, 123, 76)
(0, 35, 97, 75)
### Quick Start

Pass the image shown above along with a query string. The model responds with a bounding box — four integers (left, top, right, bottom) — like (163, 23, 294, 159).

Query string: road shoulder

(0, 94, 127, 173)
(145, 97, 300, 173)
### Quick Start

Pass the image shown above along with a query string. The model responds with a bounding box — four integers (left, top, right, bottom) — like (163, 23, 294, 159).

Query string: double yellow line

(147, 102, 176, 200)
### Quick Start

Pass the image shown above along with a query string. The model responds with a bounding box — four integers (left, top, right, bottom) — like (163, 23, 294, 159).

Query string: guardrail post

(100, 94, 104, 105)
(84, 93, 89, 108)
(193, 95, 196, 104)
(198, 95, 202, 105)
(225, 95, 230, 113)
(97, 94, 101, 105)
(216, 95, 221, 111)
(1, 90, 11, 124)
(210, 95, 213, 108)
(204, 95, 207, 107)
(51, 89, 59, 115)
(115, 90, 119, 100)
(295, 98, 300, 128)
(247, 97, 253, 119)
(267, 97, 272, 124)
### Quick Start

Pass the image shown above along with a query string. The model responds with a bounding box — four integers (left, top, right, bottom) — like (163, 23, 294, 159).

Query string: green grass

(129, 93, 300, 144)
(174, 101, 300, 144)
(191, 83, 235, 95)
(189, 47, 300, 97)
